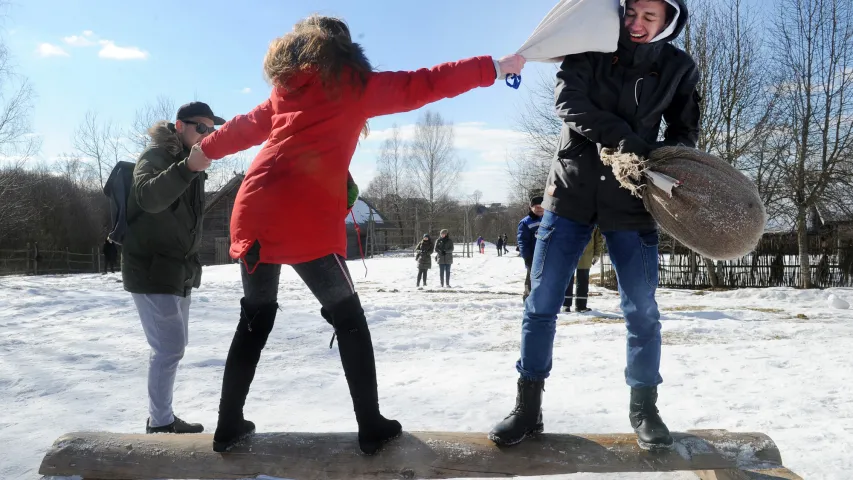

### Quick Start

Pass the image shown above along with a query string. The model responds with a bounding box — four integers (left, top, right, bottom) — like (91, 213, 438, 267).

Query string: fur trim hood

(147, 121, 185, 157)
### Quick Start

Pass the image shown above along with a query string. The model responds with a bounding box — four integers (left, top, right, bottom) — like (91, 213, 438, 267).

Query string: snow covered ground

(1, 250, 852, 479)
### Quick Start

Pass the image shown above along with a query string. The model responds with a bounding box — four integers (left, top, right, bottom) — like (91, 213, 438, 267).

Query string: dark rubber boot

(328, 294, 402, 455)
(212, 299, 276, 452)
(488, 378, 544, 446)
(630, 386, 674, 451)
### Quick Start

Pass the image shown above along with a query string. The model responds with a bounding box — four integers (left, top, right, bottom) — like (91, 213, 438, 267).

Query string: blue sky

(7, 0, 564, 203)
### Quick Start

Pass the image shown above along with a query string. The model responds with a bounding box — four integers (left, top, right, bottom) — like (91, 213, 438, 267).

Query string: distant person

(563, 227, 604, 313)
(496, 235, 504, 257)
(102, 238, 118, 274)
(517, 195, 544, 302)
(415, 233, 434, 287)
(476, 235, 485, 254)
(435, 229, 454, 287)
(122, 101, 222, 435)
(503, 234, 510, 255)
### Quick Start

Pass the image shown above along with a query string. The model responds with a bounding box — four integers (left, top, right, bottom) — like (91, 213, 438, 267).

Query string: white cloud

(63, 31, 97, 47)
(98, 40, 148, 60)
(241, 87, 252, 94)
(36, 43, 69, 58)
(53, 30, 150, 60)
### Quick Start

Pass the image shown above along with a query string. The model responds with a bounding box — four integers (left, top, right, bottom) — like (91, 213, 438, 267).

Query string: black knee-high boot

(324, 294, 401, 454)
(212, 299, 277, 452)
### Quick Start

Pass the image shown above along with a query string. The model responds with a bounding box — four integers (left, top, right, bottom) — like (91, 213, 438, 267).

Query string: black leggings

(241, 242, 356, 308)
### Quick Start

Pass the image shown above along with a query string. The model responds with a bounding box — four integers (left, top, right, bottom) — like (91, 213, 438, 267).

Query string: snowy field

(1, 249, 852, 479)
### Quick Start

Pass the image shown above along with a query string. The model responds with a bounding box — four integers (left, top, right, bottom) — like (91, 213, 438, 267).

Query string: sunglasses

(182, 120, 216, 135)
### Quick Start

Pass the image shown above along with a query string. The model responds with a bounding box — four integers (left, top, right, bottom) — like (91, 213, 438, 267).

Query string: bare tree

(406, 111, 463, 232)
(516, 68, 561, 159)
(0, 6, 41, 243)
(678, 0, 777, 285)
(54, 152, 98, 189)
(73, 111, 125, 190)
(128, 95, 176, 155)
(772, 0, 853, 288)
(367, 125, 412, 241)
(506, 148, 551, 206)
(206, 153, 251, 191)
(471, 189, 483, 208)
(507, 69, 560, 205)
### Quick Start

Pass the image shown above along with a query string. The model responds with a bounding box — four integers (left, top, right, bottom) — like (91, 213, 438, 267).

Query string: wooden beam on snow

(39, 429, 801, 480)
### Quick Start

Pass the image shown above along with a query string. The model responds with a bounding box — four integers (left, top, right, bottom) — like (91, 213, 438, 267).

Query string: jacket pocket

(531, 223, 555, 279)
(148, 253, 187, 289)
(556, 129, 590, 159)
(638, 230, 660, 289)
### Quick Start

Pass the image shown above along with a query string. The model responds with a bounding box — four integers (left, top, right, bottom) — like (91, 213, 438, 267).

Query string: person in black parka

(415, 233, 434, 287)
(491, 0, 700, 452)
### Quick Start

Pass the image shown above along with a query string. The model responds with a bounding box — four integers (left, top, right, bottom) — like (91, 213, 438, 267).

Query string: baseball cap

(176, 101, 226, 125)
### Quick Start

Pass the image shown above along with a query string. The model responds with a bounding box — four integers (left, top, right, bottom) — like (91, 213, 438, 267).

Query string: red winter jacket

(200, 55, 498, 266)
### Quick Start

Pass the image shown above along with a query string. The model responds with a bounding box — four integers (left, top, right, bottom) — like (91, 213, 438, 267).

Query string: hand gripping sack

(600, 146, 767, 260)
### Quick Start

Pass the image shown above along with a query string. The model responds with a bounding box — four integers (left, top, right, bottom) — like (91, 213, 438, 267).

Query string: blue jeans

(439, 263, 451, 285)
(515, 211, 662, 388)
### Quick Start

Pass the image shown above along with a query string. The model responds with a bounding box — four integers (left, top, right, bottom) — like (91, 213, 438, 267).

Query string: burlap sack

(600, 146, 767, 260)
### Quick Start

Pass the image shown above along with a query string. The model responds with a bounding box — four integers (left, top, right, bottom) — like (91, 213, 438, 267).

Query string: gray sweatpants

(132, 293, 191, 428)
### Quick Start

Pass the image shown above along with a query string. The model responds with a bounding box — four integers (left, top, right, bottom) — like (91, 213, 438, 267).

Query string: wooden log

(696, 467, 804, 480)
(38, 429, 798, 480)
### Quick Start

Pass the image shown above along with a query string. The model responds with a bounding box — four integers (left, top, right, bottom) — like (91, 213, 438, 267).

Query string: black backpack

(102, 161, 136, 245)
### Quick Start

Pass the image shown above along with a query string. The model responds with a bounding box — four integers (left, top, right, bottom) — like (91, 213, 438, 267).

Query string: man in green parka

(122, 102, 224, 434)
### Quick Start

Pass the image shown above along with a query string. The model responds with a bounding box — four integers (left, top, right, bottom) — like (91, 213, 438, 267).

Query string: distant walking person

(435, 229, 454, 287)
(476, 235, 485, 254)
(496, 236, 504, 257)
(102, 238, 119, 274)
(564, 227, 604, 312)
(416, 233, 434, 287)
(503, 234, 509, 255)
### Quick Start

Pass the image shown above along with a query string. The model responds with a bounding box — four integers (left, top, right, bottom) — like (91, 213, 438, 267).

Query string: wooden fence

(599, 249, 853, 290)
(0, 243, 118, 277)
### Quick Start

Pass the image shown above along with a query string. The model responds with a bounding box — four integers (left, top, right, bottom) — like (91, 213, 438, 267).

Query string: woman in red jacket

(191, 15, 525, 454)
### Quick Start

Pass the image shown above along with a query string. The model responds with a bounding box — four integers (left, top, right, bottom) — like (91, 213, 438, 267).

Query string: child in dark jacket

(517, 195, 544, 302)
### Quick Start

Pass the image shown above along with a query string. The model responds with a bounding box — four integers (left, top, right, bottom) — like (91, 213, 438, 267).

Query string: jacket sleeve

(555, 54, 643, 149)
(517, 221, 532, 264)
(200, 99, 274, 159)
(346, 172, 359, 210)
(132, 150, 197, 214)
(360, 56, 497, 118)
(447, 240, 454, 253)
(661, 64, 701, 148)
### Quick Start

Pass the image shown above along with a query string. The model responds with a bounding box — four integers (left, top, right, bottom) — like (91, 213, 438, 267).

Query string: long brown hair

(264, 15, 372, 138)
(264, 15, 373, 91)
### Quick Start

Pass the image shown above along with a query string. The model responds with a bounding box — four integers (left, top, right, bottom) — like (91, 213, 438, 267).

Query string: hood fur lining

(147, 121, 184, 157)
